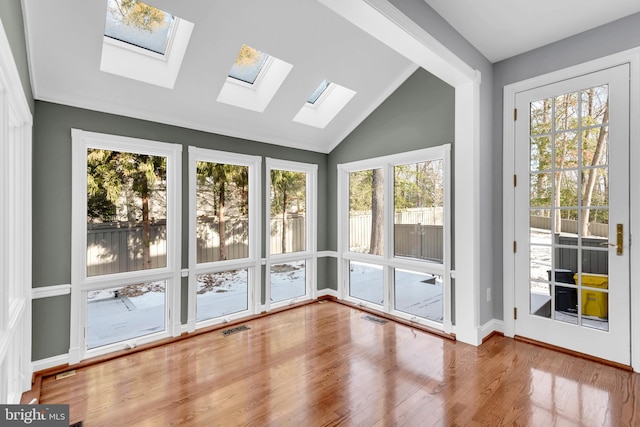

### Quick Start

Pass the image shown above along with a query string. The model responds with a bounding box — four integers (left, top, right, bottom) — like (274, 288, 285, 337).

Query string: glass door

(514, 65, 630, 364)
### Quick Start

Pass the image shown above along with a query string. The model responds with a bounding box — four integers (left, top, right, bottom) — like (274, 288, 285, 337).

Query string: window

(104, 0, 175, 55)
(71, 130, 182, 361)
(86, 149, 168, 276)
(228, 44, 271, 85)
(188, 148, 261, 329)
(307, 79, 331, 104)
(217, 44, 293, 112)
(338, 146, 451, 329)
(293, 81, 356, 129)
(100, 0, 194, 89)
(265, 159, 317, 308)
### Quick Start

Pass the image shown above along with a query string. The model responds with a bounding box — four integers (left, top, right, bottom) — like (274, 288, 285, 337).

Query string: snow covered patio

(87, 261, 443, 349)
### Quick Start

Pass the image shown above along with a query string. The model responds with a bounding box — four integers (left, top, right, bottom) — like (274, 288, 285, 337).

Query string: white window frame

(187, 147, 261, 331)
(70, 129, 182, 363)
(265, 158, 318, 311)
(337, 145, 451, 332)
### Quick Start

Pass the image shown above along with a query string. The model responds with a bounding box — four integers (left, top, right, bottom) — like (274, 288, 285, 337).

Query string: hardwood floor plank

(34, 302, 640, 426)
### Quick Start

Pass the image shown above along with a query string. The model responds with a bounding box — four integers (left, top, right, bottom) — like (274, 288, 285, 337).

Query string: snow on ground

(87, 260, 444, 348)
(87, 284, 165, 349)
(349, 263, 443, 322)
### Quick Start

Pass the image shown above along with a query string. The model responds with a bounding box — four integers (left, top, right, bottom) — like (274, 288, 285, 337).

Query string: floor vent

(362, 315, 388, 325)
(55, 370, 76, 380)
(70, 422, 83, 427)
(222, 325, 250, 336)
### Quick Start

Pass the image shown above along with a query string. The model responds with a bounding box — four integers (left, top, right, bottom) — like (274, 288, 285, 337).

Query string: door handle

(616, 223, 623, 255)
(598, 224, 623, 255)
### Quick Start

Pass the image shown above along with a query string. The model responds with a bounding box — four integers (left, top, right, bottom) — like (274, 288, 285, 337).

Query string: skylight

(217, 45, 293, 113)
(293, 82, 356, 129)
(307, 79, 331, 104)
(104, 0, 175, 55)
(228, 45, 271, 84)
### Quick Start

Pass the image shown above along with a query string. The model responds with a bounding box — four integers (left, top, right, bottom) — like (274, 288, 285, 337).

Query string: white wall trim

(0, 12, 34, 403)
(31, 354, 71, 374)
(32, 284, 71, 299)
(318, 251, 338, 258)
(323, 0, 480, 345)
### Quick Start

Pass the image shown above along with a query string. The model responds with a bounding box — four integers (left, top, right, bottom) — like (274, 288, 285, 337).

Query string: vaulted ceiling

(22, 0, 416, 153)
(21, 0, 640, 153)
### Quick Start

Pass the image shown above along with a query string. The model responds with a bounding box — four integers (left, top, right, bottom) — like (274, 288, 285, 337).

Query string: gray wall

(32, 101, 328, 360)
(492, 12, 640, 319)
(0, 0, 34, 112)
(327, 68, 454, 288)
(369, 0, 498, 324)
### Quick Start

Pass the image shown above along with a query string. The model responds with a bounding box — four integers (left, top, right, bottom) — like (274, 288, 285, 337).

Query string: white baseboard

(479, 318, 504, 342)
(317, 288, 339, 298)
(32, 353, 70, 373)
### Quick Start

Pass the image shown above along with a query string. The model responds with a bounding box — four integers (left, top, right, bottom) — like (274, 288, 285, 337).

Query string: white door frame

(503, 48, 640, 370)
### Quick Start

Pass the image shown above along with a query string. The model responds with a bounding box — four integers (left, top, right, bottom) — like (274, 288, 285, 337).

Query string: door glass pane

(582, 289, 609, 331)
(554, 92, 579, 131)
(349, 169, 384, 255)
(554, 131, 578, 169)
(530, 173, 552, 208)
(529, 83, 611, 330)
(530, 245, 551, 281)
(582, 128, 608, 167)
(530, 210, 552, 245)
(196, 162, 249, 263)
(554, 285, 578, 324)
(196, 269, 248, 321)
(270, 260, 306, 303)
(581, 85, 608, 127)
(557, 170, 579, 207)
(270, 170, 307, 254)
(394, 160, 444, 263)
(86, 149, 167, 276)
(530, 136, 552, 172)
(349, 261, 383, 305)
(530, 98, 552, 135)
(530, 281, 551, 318)
(394, 269, 443, 323)
(87, 281, 166, 349)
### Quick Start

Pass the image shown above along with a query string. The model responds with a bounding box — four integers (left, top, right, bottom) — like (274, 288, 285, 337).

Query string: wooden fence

(530, 215, 608, 276)
(530, 215, 608, 237)
(349, 210, 444, 262)
(87, 221, 167, 276)
(87, 211, 445, 274)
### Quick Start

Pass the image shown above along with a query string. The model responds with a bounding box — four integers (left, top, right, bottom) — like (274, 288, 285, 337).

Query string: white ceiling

(424, 0, 640, 63)
(21, 0, 416, 154)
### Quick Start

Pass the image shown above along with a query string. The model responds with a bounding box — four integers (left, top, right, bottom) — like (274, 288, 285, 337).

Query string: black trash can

(547, 269, 577, 313)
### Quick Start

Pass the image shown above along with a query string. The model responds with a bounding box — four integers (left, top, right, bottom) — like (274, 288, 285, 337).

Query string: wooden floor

(37, 301, 640, 426)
